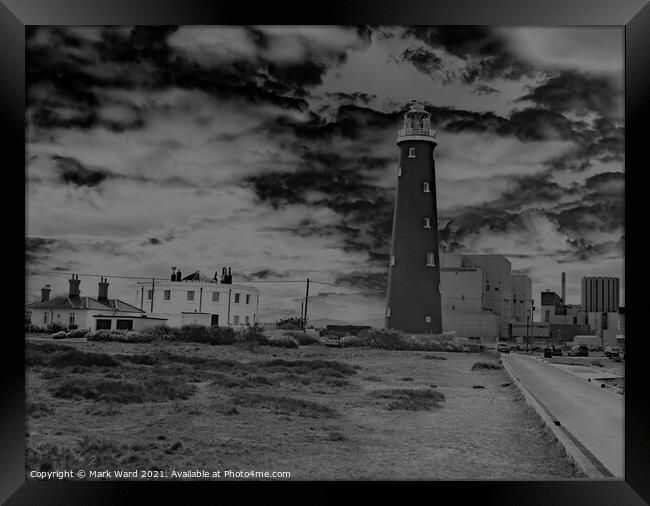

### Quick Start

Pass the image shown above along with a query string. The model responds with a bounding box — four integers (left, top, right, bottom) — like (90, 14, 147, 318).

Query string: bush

(340, 335, 364, 347)
(68, 323, 79, 330)
(237, 323, 268, 343)
(46, 322, 68, 334)
(67, 328, 89, 339)
(51, 331, 70, 340)
(265, 335, 299, 349)
(276, 317, 304, 330)
(292, 333, 321, 346)
(169, 325, 236, 345)
(49, 349, 120, 368)
(471, 361, 502, 370)
(25, 324, 46, 334)
(357, 328, 404, 349)
(51, 377, 196, 403)
(141, 324, 171, 338)
(318, 328, 348, 338)
(370, 388, 445, 410)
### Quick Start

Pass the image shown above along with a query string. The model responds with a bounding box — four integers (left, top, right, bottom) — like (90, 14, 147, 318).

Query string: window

(545, 310, 550, 323)
(116, 319, 133, 330)
(513, 298, 517, 303)
(212, 291, 219, 303)
(397, 166, 402, 177)
(69, 313, 75, 326)
(234, 293, 240, 304)
(573, 316, 578, 325)
(425, 316, 432, 323)
(423, 217, 431, 229)
(426, 252, 435, 266)
(96, 319, 112, 330)
(246, 294, 250, 304)
(585, 316, 589, 325)
(147, 290, 153, 300)
(44, 313, 48, 324)
(164, 290, 171, 301)
(390, 255, 395, 266)
(422, 181, 430, 193)
(494, 287, 499, 291)
(245, 316, 250, 324)
(233, 315, 240, 325)
(187, 291, 195, 301)
(408, 147, 416, 158)
(386, 307, 391, 317)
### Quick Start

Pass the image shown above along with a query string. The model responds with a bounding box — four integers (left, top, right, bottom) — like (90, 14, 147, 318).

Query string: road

(501, 353, 624, 477)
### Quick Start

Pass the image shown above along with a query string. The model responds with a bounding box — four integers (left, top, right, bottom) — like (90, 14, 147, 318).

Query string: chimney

(176, 269, 181, 281)
(68, 274, 81, 297)
(214, 271, 219, 281)
(220, 267, 227, 284)
(98, 277, 109, 302)
(40, 284, 51, 303)
(227, 267, 232, 284)
(171, 266, 177, 282)
(561, 272, 566, 304)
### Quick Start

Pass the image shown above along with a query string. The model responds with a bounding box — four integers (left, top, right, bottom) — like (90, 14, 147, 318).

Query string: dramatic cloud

(25, 26, 624, 321)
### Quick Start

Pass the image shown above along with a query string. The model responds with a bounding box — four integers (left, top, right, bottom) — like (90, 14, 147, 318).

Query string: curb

(538, 357, 625, 395)
(501, 357, 615, 479)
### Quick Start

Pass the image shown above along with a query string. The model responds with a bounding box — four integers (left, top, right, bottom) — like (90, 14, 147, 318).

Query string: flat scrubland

(25, 335, 584, 480)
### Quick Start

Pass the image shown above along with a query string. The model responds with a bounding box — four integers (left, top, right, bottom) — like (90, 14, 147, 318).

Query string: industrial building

(25, 275, 155, 331)
(385, 101, 443, 334)
(581, 276, 620, 312)
(439, 253, 522, 342)
(135, 267, 260, 328)
(511, 274, 532, 322)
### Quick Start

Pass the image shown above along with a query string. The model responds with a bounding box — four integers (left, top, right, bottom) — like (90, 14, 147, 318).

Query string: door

(211, 314, 219, 327)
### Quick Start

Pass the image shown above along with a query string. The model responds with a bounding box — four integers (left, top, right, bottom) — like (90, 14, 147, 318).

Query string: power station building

(581, 276, 620, 313)
(385, 101, 442, 334)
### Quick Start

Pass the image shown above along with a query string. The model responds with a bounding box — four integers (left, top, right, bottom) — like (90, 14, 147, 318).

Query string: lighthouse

(385, 101, 442, 334)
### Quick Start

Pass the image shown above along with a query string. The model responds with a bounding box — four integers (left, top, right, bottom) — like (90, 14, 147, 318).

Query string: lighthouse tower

(385, 101, 442, 334)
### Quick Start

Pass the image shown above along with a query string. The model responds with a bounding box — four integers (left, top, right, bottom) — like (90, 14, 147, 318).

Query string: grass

(471, 361, 502, 370)
(370, 388, 445, 411)
(423, 354, 448, 360)
(230, 392, 339, 418)
(51, 377, 196, 403)
(259, 359, 357, 376)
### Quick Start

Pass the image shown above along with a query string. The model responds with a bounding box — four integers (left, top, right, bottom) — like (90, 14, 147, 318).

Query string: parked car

(551, 346, 563, 356)
(568, 345, 589, 357)
(604, 347, 622, 359)
(497, 343, 510, 353)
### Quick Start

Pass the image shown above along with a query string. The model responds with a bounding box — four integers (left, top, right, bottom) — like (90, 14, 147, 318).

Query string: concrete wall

(440, 268, 484, 312)
(442, 309, 499, 341)
(511, 274, 532, 322)
(462, 255, 512, 338)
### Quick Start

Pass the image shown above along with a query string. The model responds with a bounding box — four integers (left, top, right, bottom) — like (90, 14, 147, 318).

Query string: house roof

(181, 270, 215, 282)
(26, 295, 144, 313)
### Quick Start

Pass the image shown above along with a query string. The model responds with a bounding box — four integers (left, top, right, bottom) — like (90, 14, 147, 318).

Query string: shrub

(46, 322, 68, 334)
(51, 331, 70, 340)
(168, 324, 236, 345)
(68, 323, 78, 330)
(370, 388, 445, 410)
(340, 335, 364, 347)
(265, 334, 299, 349)
(230, 392, 338, 418)
(471, 361, 502, 370)
(49, 349, 120, 368)
(318, 328, 348, 338)
(86, 329, 113, 342)
(357, 328, 404, 350)
(237, 323, 268, 343)
(141, 324, 171, 339)
(292, 333, 321, 346)
(51, 377, 196, 403)
(67, 328, 89, 339)
(276, 317, 304, 330)
(25, 324, 46, 334)
(260, 359, 357, 376)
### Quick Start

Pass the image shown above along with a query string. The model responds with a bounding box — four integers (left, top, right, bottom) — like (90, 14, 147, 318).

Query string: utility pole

(303, 278, 310, 334)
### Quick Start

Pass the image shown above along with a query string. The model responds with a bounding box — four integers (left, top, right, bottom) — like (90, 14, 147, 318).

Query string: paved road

(502, 353, 624, 477)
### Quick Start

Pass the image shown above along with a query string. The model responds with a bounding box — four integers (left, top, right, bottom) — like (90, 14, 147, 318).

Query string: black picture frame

(4, 1, 648, 504)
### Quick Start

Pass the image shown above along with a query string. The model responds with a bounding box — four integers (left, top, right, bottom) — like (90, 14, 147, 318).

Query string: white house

(25, 275, 159, 331)
(134, 267, 260, 328)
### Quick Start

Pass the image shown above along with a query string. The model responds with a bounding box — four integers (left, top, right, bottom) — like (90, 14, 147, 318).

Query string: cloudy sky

(25, 26, 624, 326)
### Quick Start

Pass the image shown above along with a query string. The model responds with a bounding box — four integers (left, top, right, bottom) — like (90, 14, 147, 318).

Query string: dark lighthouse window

(408, 147, 416, 158)
(422, 182, 430, 192)
(423, 217, 431, 229)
